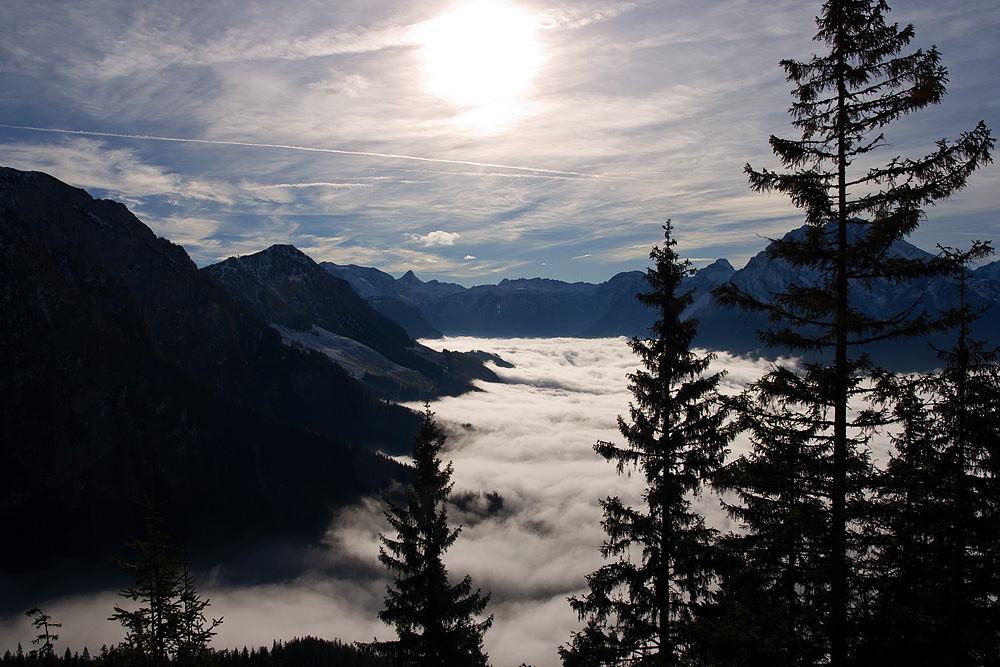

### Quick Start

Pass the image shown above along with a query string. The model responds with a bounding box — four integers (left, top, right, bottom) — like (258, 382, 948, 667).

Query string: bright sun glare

(414, 0, 546, 131)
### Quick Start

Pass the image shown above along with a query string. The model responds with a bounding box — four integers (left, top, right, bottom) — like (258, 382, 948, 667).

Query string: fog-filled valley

(2, 0, 998, 654)
(0, 337, 779, 667)
(3, 161, 998, 665)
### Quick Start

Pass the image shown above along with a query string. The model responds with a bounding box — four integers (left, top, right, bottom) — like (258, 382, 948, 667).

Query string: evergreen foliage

(705, 380, 849, 666)
(561, 223, 733, 666)
(373, 408, 493, 667)
(862, 247, 1000, 665)
(712, 1, 993, 663)
(24, 609, 61, 661)
(936, 269, 1000, 663)
(108, 502, 222, 667)
(216, 638, 390, 667)
(0, 638, 387, 667)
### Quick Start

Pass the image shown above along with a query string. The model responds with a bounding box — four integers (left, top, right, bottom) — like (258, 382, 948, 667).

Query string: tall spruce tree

(863, 374, 949, 665)
(374, 407, 492, 667)
(561, 223, 732, 666)
(713, 1, 993, 663)
(936, 262, 1000, 664)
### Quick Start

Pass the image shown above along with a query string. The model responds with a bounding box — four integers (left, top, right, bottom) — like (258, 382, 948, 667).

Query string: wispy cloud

(0, 125, 597, 177)
(0, 0, 995, 284)
(0, 138, 235, 206)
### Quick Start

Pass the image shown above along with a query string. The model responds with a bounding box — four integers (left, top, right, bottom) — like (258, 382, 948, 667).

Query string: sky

(1, 0, 997, 285)
(0, 337, 784, 667)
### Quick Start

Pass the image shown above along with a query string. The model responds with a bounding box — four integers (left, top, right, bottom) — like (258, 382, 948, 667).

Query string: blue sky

(1, 0, 997, 285)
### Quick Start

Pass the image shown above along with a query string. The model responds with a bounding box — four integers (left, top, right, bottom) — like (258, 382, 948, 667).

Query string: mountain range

(321, 261, 730, 339)
(325, 237, 1000, 371)
(2, 165, 997, 603)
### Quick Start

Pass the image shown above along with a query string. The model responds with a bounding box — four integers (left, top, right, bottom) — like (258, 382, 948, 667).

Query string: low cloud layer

(0, 337, 779, 666)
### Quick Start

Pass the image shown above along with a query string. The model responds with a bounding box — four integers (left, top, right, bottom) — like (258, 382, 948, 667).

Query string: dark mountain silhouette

(202, 245, 500, 401)
(0, 167, 416, 587)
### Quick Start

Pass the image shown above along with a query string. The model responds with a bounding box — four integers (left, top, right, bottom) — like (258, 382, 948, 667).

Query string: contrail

(0, 124, 594, 178)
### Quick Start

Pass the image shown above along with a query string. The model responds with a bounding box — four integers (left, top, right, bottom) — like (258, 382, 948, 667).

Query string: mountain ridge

(0, 166, 416, 584)
(202, 244, 500, 400)
(324, 231, 999, 371)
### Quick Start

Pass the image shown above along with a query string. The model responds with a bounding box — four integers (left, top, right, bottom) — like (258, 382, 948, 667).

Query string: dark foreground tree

(863, 247, 1000, 666)
(561, 223, 732, 666)
(109, 502, 222, 667)
(713, 0, 993, 663)
(24, 608, 61, 660)
(374, 407, 492, 667)
(931, 261, 1000, 663)
(704, 377, 851, 667)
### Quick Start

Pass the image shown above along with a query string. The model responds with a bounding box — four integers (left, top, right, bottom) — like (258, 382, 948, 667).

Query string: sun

(414, 0, 545, 129)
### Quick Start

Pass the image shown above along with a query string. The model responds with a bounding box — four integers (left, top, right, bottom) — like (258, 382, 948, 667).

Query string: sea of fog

(1, 337, 782, 667)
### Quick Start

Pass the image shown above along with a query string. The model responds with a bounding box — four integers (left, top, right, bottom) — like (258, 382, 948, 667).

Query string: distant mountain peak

(695, 258, 736, 281)
(264, 242, 309, 257)
(399, 269, 421, 284)
(249, 243, 316, 268)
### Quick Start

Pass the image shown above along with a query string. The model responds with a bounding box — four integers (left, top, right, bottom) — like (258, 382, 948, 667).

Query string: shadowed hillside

(0, 167, 413, 585)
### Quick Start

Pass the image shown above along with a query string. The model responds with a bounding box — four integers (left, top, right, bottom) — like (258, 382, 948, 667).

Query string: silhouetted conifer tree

(109, 501, 221, 667)
(561, 223, 733, 666)
(937, 276, 1000, 665)
(175, 564, 224, 666)
(703, 379, 852, 667)
(25, 608, 61, 660)
(862, 246, 1000, 666)
(374, 407, 492, 667)
(861, 370, 957, 665)
(713, 1, 993, 663)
